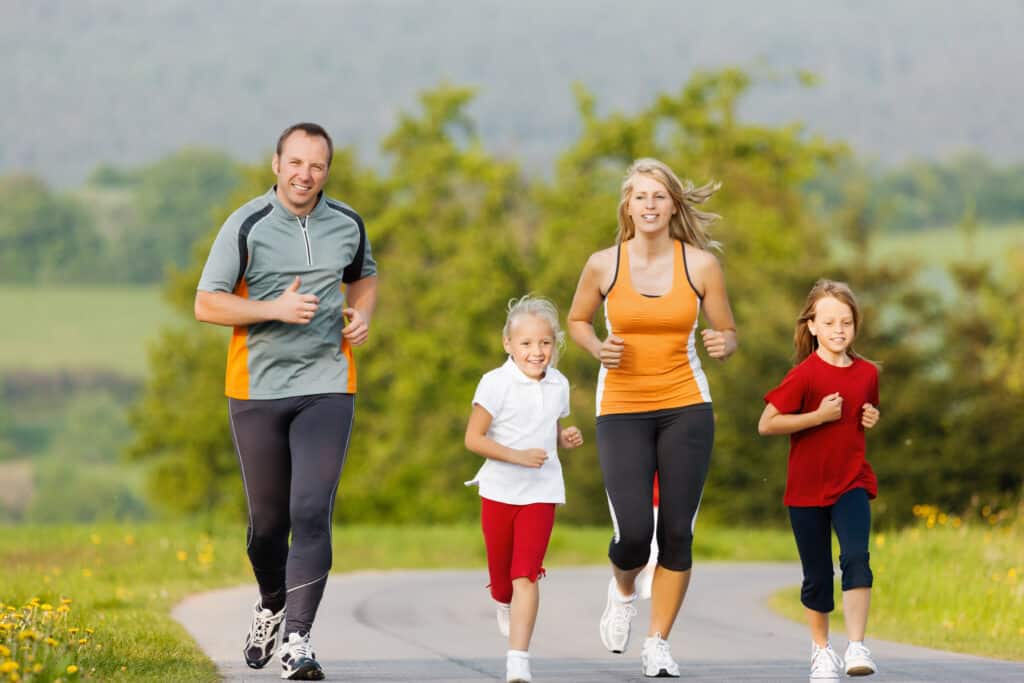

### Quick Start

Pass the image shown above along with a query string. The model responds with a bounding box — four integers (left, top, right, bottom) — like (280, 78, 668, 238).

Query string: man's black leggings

(228, 393, 355, 636)
(596, 404, 714, 572)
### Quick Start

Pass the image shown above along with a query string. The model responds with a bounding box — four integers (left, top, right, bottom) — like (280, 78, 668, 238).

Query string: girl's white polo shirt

(465, 357, 570, 505)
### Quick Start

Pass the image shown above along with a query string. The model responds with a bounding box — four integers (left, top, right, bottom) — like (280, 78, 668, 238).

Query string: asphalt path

(174, 563, 1024, 682)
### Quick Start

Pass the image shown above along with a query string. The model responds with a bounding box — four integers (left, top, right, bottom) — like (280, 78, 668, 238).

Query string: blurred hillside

(3, 0, 1024, 185)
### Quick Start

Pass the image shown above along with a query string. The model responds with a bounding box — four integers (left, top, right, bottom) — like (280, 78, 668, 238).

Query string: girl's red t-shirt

(764, 352, 879, 507)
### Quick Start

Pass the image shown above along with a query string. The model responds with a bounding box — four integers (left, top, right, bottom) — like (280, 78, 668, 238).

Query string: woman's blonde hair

(503, 295, 566, 367)
(616, 158, 722, 250)
(794, 279, 872, 364)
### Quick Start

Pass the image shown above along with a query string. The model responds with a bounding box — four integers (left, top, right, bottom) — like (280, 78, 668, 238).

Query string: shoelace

(810, 647, 838, 673)
(650, 637, 672, 663)
(611, 600, 637, 639)
(285, 635, 315, 661)
(249, 609, 280, 644)
(848, 642, 872, 658)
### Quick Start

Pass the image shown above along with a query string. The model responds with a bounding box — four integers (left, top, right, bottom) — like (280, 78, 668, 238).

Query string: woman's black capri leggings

(596, 404, 714, 572)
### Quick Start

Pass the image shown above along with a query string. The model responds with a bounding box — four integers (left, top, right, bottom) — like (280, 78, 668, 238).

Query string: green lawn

(770, 513, 1024, 661)
(868, 221, 1023, 268)
(0, 286, 182, 378)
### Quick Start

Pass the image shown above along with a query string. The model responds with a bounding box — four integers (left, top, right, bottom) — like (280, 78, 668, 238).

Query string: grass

(769, 507, 1024, 661)
(0, 522, 794, 681)
(0, 286, 182, 378)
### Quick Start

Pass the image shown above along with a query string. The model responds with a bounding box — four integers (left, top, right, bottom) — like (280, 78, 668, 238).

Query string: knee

(657, 523, 694, 571)
(840, 551, 873, 590)
(610, 529, 653, 570)
(289, 495, 331, 537)
(800, 571, 835, 613)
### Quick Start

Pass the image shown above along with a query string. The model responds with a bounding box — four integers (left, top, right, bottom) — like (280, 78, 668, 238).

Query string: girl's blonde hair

(617, 158, 722, 250)
(794, 279, 870, 364)
(503, 295, 566, 367)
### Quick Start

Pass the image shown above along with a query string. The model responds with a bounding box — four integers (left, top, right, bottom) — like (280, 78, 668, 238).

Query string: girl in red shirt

(759, 279, 881, 681)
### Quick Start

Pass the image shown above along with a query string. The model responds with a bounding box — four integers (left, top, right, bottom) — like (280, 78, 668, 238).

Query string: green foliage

(0, 175, 104, 283)
(809, 153, 1024, 231)
(127, 71, 1024, 527)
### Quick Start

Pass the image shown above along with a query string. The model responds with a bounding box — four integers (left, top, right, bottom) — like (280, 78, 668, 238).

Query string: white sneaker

(506, 650, 531, 683)
(844, 641, 878, 676)
(243, 601, 286, 669)
(600, 577, 638, 653)
(496, 601, 511, 638)
(809, 642, 843, 681)
(637, 560, 656, 600)
(278, 631, 324, 680)
(641, 633, 680, 678)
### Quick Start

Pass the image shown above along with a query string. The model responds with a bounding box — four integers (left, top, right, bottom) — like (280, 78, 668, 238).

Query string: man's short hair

(276, 122, 334, 166)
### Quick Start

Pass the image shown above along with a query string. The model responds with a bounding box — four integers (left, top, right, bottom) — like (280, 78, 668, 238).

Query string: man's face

(272, 131, 331, 215)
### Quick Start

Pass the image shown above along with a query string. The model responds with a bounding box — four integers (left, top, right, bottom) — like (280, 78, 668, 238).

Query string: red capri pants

(480, 498, 556, 604)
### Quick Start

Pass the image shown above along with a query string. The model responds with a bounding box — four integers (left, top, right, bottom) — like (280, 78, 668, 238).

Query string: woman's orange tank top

(596, 240, 711, 416)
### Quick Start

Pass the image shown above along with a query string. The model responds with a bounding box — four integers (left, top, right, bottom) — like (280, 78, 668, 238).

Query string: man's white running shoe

(641, 633, 680, 678)
(496, 601, 511, 638)
(809, 642, 843, 681)
(844, 641, 878, 676)
(600, 577, 638, 653)
(506, 650, 531, 683)
(243, 601, 286, 669)
(278, 631, 324, 680)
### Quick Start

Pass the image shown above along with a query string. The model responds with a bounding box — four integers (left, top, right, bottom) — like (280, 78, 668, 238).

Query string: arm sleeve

(869, 366, 880, 407)
(559, 376, 571, 419)
(763, 362, 808, 414)
(197, 219, 243, 293)
(472, 372, 504, 419)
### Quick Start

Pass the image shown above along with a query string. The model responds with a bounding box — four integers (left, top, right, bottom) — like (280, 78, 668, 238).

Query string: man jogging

(195, 122, 377, 681)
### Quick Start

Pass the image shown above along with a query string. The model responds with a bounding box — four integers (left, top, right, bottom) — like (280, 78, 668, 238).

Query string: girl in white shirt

(465, 295, 584, 683)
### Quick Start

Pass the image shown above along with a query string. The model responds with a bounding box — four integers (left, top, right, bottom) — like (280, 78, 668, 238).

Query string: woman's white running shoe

(641, 633, 680, 677)
(809, 642, 843, 681)
(599, 577, 638, 653)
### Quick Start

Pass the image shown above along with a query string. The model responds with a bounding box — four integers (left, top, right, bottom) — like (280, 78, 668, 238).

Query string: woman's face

(627, 174, 676, 236)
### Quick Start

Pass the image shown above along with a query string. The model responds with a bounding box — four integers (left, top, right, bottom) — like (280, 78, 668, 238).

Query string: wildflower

(0, 645, 9, 656)
(45, 637, 59, 647)
(176, 550, 188, 562)
(17, 630, 37, 642)
(60, 598, 72, 605)
(67, 627, 79, 635)
(89, 534, 101, 545)
(40, 604, 53, 612)
(85, 628, 94, 635)
(67, 664, 79, 674)
(123, 534, 135, 545)
(0, 662, 17, 673)
(57, 605, 70, 614)
(874, 534, 886, 548)
(81, 569, 92, 578)
(77, 638, 88, 645)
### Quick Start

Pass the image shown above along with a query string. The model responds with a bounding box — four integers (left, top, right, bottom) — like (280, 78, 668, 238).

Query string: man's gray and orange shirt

(197, 187, 376, 399)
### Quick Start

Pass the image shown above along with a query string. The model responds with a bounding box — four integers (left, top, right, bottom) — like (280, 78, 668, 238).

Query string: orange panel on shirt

(225, 280, 250, 399)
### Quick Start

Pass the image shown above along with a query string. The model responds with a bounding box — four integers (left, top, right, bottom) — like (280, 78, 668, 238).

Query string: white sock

(507, 649, 529, 659)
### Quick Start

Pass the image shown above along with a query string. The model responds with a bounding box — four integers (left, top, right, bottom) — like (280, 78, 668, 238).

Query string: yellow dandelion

(17, 630, 37, 642)
(45, 637, 59, 647)
(952, 517, 962, 529)
(67, 627, 79, 635)
(31, 664, 41, 674)
(0, 645, 9, 657)
(85, 628, 94, 634)
(176, 550, 188, 562)
(57, 605, 70, 614)
(123, 534, 136, 545)
(40, 604, 53, 612)
(89, 534, 101, 545)
(874, 534, 886, 548)
(66, 664, 79, 674)
(60, 598, 72, 605)
(1008, 568, 1018, 582)
(0, 663, 17, 673)
(81, 569, 92, 578)
(77, 638, 88, 645)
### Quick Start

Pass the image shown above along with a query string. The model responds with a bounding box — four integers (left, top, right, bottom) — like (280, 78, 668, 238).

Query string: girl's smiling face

(808, 295, 856, 359)
(503, 313, 555, 380)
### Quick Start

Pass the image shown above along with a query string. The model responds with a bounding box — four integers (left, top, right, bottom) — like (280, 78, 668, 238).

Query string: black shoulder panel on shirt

(326, 200, 367, 284)
(236, 203, 273, 288)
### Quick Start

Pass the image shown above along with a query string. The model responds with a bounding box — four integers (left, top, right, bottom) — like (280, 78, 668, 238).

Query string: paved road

(174, 563, 1024, 682)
